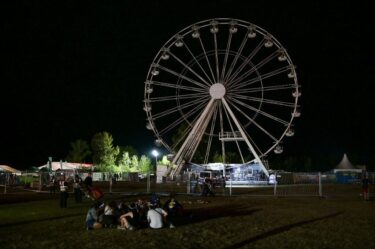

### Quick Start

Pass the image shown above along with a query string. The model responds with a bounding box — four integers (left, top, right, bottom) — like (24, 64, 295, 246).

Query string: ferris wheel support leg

(170, 99, 215, 177)
(221, 98, 269, 177)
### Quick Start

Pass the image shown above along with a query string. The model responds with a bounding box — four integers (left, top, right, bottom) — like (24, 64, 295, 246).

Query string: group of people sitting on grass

(86, 193, 185, 230)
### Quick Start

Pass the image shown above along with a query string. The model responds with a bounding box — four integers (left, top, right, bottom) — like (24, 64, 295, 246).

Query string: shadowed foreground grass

(0, 186, 374, 249)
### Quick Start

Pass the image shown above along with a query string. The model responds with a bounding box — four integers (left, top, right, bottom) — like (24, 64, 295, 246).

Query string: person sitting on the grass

(102, 201, 118, 228)
(135, 198, 149, 228)
(117, 200, 129, 214)
(86, 202, 104, 230)
(149, 193, 161, 207)
(117, 203, 139, 230)
(147, 200, 168, 229)
(163, 193, 183, 228)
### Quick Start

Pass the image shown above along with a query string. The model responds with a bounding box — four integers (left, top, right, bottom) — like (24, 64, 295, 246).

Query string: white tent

(38, 162, 93, 171)
(0, 165, 21, 174)
(333, 154, 361, 173)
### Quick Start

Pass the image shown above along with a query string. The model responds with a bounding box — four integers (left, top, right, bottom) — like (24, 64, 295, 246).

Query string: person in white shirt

(147, 203, 167, 229)
(59, 180, 68, 208)
(102, 201, 117, 228)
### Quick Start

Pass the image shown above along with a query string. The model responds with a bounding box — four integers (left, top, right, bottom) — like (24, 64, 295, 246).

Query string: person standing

(59, 179, 69, 208)
(49, 175, 56, 195)
(201, 177, 215, 197)
(84, 172, 93, 197)
(221, 176, 226, 196)
(73, 174, 82, 203)
(362, 172, 369, 201)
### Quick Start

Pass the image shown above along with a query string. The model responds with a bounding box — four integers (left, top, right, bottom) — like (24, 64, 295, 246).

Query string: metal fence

(1, 171, 374, 198)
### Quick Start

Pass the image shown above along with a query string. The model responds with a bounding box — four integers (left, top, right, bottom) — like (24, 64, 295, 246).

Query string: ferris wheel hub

(209, 83, 226, 99)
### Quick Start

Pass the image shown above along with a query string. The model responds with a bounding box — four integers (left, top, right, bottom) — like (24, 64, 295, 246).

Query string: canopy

(334, 154, 362, 173)
(38, 162, 93, 171)
(0, 165, 21, 174)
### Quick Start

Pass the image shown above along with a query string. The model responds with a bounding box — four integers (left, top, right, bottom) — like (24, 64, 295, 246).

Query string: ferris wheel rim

(144, 18, 301, 159)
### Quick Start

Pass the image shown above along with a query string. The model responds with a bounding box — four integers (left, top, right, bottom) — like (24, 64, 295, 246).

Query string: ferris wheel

(143, 18, 301, 177)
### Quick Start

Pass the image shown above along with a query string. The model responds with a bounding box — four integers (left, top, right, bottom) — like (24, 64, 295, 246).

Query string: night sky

(1, 1, 374, 170)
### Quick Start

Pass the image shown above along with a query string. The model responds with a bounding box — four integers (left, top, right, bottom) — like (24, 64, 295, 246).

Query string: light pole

(147, 149, 159, 192)
(151, 149, 159, 173)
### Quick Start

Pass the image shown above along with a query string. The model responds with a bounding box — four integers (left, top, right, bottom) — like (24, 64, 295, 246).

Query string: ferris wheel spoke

(228, 93, 297, 108)
(171, 122, 193, 152)
(218, 102, 226, 163)
(150, 92, 207, 103)
(171, 99, 216, 167)
(229, 84, 298, 94)
(149, 80, 206, 93)
(158, 101, 206, 135)
(227, 96, 290, 126)
(226, 98, 279, 142)
(214, 33, 220, 82)
(168, 51, 212, 87)
(225, 38, 265, 84)
(223, 32, 249, 84)
(159, 116, 187, 136)
(229, 49, 281, 88)
(204, 102, 219, 164)
(156, 64, 209, 89)
(152, 97, 207, 120)
(220, 32, 233, 82)
(190, 101, 217, 161)
(198, 37, 217, 83)
(170, 108, 205, 152)
(183, 43, 215, 85)
(232, 65, 292, 90)
(243, 129, 263, 156)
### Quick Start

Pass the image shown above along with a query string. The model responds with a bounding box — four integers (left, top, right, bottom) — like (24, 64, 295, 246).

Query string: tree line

(65, 131, 169, 173)
(65, 131, 372, 173)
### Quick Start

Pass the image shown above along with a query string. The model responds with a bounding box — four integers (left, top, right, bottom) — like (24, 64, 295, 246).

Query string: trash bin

(190, 180, 198, 193)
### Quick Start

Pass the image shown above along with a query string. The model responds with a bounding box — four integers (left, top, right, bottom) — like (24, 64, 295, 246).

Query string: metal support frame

(222, 98, 269, 177)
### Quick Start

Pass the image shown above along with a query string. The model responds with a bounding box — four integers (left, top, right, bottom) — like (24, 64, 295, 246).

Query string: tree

(119, 145, 138, 157)
(155, 155, 171, 167)
(212, 152, 224, 163)
(118, 151, 131, 173)
(131, 155, 139, 172)
(91, 131, 120, 172)
(65, 139, 91, 163)
(139, 155, 152, 173)
(225, 151, 242, 163)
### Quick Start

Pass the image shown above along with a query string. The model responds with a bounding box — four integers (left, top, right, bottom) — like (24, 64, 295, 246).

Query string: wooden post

(147, 172, 150, 194)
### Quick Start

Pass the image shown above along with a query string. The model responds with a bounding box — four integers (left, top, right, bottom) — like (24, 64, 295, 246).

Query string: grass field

(0, 183, 374, 249)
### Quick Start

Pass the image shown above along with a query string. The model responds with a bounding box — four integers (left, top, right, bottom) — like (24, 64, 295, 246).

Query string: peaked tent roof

(0, 165, 21, 174)
(335, 153, 355, 169)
